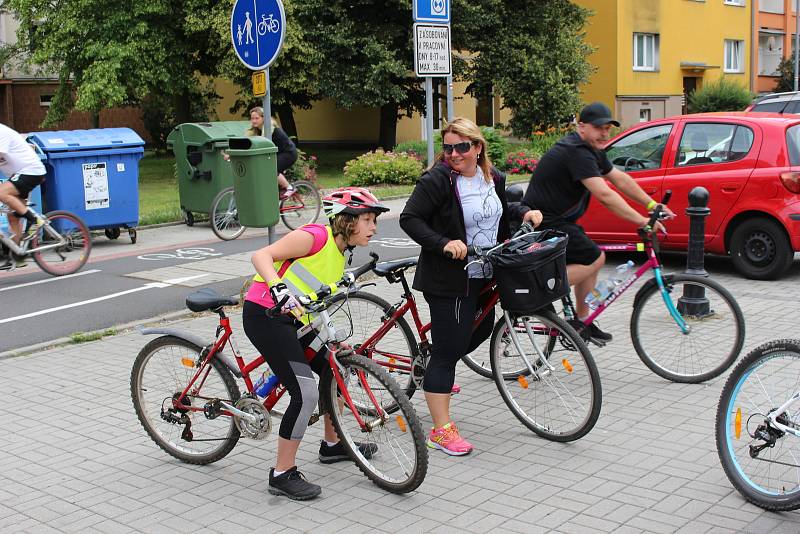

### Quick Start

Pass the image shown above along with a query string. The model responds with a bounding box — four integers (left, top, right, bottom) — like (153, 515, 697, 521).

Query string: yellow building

(214, 77, 511, 146)
(574, 0, 751, 127)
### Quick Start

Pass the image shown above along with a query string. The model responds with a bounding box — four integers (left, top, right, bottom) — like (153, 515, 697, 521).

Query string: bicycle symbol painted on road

(138, 248, 224, 261)
(257, 13, 280, 35)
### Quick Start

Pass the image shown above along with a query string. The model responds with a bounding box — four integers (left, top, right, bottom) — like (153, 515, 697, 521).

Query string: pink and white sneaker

(427, 422, 473, 456)
(450, 383, 461, 395)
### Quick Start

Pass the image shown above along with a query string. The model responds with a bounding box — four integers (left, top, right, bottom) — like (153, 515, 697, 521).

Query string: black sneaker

(318, 440, 378, 464)
(567, 319, 591, 342)
(268, 467, 321, 500)
(587, 322, 612, 342)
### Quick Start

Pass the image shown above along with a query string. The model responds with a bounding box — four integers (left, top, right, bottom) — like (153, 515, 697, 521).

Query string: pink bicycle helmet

(322, 187, 389, 220)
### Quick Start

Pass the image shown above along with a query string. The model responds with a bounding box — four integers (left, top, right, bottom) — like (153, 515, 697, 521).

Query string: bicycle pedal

(589, 338, 607, 348)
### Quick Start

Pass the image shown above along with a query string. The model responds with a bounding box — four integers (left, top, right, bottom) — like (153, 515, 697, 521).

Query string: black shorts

(544, 221, 601, 266)
(9, 173, 45, 198)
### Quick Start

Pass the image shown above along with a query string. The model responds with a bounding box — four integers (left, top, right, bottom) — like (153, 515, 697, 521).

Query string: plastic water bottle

(253, 370, 280, 398)
(584, 261, 635, 309)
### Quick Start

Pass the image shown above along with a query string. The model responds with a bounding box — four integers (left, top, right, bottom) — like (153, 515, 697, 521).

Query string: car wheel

(730, 218, 794, 280)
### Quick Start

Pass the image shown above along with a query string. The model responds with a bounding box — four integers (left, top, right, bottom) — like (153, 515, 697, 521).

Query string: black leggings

(242, 300, 327, 441)
(422, 279, 495, 393)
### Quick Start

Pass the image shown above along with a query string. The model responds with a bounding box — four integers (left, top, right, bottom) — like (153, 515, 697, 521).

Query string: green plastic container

(227, 136, 279, 228)
(166, 121, 249, 224)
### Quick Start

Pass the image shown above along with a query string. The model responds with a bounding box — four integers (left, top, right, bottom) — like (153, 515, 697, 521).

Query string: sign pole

(264, 68, 275, 243)
(425, 77, 435, 164)
(446, 75, 454, 122)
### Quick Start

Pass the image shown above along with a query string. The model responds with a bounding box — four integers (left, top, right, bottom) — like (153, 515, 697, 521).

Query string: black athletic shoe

(587, 322, 612, 342)
(268, 467, 321, 500)
(567, 319, 612, 342)
(318, 440, 379, 464)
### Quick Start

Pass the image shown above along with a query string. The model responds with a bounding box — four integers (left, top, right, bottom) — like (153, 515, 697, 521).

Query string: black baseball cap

(579, 102, 620, 127)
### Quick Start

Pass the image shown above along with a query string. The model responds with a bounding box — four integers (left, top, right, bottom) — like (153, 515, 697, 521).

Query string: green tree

(2, 0, 224, 132)
(459, 0, 593, 137)
(295, 0, 424, 149)
(775, 57, 796, 93)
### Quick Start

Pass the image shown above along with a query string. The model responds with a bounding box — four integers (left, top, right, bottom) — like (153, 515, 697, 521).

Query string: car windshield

(606, 124, 672, 171)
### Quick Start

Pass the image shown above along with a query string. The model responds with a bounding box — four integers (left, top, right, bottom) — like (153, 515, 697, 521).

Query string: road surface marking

(0, 274, 207, 325)
(0, 269, 101, 293)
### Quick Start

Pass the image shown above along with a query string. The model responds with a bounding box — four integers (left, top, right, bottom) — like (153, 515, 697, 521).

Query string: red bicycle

(328, 228, 601, 442)
(130, 254, 428, 493)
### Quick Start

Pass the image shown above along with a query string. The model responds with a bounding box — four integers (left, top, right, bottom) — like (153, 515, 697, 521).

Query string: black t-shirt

(522, 132, 613, 224)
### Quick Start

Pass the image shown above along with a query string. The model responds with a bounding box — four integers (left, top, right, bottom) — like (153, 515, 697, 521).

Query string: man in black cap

(522, 102, 673, 343)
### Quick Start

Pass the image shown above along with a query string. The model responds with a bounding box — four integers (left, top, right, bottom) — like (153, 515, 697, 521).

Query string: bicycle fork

(503, 311, 555, 379)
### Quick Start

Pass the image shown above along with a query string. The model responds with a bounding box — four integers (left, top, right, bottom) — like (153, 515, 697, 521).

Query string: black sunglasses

(442, 141, 474, 155)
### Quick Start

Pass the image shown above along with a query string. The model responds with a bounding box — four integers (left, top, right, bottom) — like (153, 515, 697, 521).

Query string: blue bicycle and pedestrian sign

(230, 0, 286, 71)
(413, 0, 450, 24)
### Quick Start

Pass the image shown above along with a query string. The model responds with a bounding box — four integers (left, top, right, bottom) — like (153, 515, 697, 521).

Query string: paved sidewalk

(2, 253, 800, 532)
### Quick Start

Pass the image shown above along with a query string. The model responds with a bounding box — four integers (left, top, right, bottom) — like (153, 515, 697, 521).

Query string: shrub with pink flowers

(284, 149, 318, 183)
(504, 149, 538, 174)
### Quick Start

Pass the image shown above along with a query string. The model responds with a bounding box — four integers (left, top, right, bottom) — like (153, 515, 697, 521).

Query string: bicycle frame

(0, 204, 68, 257)
(173, 299, 387, 431)
(579, 240, 689, 334)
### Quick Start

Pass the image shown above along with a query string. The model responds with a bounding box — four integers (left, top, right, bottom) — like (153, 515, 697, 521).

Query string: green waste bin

(166, 121, 249, 225)
(227, 136, 279, 228)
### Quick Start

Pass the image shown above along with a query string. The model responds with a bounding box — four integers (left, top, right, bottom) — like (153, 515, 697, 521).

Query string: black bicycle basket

(489, 229, 569, 313)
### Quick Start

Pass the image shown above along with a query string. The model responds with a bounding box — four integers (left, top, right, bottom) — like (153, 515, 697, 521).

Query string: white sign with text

(413, 23, 451, 77)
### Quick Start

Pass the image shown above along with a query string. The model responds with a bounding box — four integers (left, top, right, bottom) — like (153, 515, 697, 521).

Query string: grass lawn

(137, 147, 533, 226)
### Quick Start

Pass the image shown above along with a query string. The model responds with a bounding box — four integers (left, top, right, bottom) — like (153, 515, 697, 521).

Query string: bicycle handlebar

(642, 190, 672, 235)
(267, 252, 379, 317)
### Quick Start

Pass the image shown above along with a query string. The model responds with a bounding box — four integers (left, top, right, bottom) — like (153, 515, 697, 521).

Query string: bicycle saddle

(373, 257, 418, 278)
(185, 288, 239, 312)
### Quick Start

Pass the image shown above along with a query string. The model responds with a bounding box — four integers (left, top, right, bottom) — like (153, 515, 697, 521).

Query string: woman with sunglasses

(400, 117, 542, 455)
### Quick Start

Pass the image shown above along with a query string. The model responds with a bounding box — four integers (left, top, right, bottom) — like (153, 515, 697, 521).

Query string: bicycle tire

(131, 336, 241, 465)
(630, 273, 745, 383)
(327, 291, 420, 406)
(489, 309, 601, 442)
(321, 353, 428, 493)
(280, 180, 321, 230)
(31, 210, 92, 276)
(210, 187, 246, 241)
(716, 339, 800, 511)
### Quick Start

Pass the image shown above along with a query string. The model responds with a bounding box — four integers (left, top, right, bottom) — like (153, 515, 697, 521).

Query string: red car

(580, 112, 800, 280)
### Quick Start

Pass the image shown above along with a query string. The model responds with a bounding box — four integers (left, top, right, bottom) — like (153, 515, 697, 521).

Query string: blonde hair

(435, 117, 492, 183)
(246, 106, 278, 136)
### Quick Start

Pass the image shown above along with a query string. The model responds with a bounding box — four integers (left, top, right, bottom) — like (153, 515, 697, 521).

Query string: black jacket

(400, 161, 530, 297)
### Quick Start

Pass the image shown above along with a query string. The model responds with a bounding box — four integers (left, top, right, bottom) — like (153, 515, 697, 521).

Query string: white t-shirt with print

(0, 123, 46, 178)
(457, 167, 502, 278)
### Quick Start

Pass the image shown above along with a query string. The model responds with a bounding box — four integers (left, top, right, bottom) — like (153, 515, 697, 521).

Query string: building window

(639, 109, 651, 123)
(633, 33, 659, 71)
(760, 0, 783, 13)
(724, 40, 745, 73)
(759, 32, 784, 75)
(724, 0, 745, 5)
(39, 95, 53, 107)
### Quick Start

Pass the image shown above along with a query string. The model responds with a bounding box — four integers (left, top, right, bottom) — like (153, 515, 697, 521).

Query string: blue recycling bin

(0, 141, 45, 235)
(28, 128, 145, 243)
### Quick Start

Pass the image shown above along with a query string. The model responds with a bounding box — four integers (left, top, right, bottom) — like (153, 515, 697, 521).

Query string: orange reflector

(181, 357, 195, 368)
(389, 358, 396, 372)
(396, 415, 407, 432)
(735, 407, 742, 439)
(562, 359, 573, 373)
(517, 375, 529, 389)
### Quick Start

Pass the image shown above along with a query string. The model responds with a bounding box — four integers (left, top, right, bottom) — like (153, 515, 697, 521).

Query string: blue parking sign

(230, 0, 286, 71)
(413, 0, 449, 24)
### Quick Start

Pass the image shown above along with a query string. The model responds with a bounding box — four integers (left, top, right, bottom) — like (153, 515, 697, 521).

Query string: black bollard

(678, 186, 710, 316)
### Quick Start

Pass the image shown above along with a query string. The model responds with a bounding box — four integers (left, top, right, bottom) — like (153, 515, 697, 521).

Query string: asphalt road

(0, 219, 420, 353)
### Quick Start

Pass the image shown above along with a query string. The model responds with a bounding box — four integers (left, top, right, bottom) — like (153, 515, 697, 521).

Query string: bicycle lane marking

(0, 274, 207, 325)
(0, 269, 101, 293)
